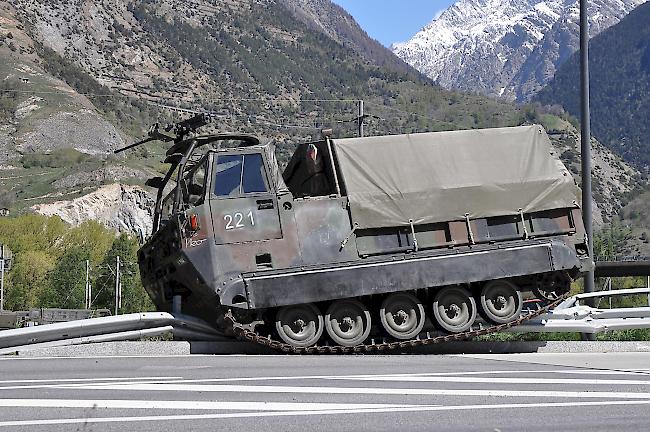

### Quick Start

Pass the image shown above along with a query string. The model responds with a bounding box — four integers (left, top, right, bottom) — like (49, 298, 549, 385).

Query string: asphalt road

(1, 352, 650, 431)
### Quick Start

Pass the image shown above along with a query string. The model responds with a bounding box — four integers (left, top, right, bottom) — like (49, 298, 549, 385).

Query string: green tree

(66, 220, 115, 265)
(45, 246, 90, 308)
(593, 222, 632, 259)
(4, 250, 56, 310)
(0, 214, 67, 255)
(94, 234, 154, 313)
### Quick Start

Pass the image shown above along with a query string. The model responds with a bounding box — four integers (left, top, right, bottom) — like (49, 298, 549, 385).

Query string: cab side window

(214, 153, 268, 197)
(215, 155, 243, 197)
(187, 161, 207, 206)
(242, 154, 267, 193)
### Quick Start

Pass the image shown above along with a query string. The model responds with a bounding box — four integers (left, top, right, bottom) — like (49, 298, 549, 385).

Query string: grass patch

(21, 148, 94, 169)
(475, 332, 583, 342)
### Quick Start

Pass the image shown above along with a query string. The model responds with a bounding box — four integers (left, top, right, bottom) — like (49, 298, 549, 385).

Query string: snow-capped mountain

(392, 0, 646, 101)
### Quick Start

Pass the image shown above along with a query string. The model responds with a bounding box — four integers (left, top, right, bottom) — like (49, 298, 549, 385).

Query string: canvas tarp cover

(332, 125, 579, 229)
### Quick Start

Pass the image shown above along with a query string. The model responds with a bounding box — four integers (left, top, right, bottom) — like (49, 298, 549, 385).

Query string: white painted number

(224, 211, 255, 230)
(234, 212, 244, 228)
(224, 214, 234, 230)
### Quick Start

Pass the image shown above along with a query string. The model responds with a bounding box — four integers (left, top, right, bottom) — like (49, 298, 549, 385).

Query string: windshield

(214, 153, 268, 197)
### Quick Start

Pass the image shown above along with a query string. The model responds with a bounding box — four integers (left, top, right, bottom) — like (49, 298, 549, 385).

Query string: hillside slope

(0, 0, 643, 233)
(279, 0, 420, 77)
(535, 1, 650, 172)
(0, 3, 161, 221)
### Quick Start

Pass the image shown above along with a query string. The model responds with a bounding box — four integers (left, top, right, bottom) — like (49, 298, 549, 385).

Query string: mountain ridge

(392, 0, 646, 101)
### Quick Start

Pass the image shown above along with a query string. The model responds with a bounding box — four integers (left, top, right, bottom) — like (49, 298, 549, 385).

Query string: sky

(331, 0, 456, 47)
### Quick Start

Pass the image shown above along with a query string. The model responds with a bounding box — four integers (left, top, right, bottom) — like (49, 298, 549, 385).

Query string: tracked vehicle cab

(153, 134, 285, 244)
(135, 116, 353, 324)
(141, 132, 285, 318)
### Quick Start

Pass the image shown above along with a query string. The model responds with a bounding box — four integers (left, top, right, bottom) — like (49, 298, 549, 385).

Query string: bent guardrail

(511, 287, 650, 334)
(0, 312, 225, 354)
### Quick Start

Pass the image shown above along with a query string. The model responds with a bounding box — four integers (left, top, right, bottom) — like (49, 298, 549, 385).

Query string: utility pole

(357, 100, 364, 138)
(580, 0, 594, 298)
(114, 255, 121, 315)
(0, 245, 4, 312)
(85, 260, 90, 309)
(579, 0, 596, 341)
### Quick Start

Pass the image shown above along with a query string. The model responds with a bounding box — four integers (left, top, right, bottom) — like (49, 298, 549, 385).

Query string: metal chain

(227, 293, 569, 354)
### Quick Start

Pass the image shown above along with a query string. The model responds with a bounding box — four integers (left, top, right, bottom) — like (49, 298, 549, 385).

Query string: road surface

(1, 352, 650, 431)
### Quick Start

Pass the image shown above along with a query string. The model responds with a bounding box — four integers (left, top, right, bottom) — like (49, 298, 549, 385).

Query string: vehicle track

(228, 293, 569, 354)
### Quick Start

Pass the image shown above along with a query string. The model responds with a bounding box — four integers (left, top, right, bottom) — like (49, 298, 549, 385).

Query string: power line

(364, 101, 457, 127)
(4, 84, 450, 133)
(0, 88, 361, 104)
(148, 102, 354, 132)
(2, 87, 360, 132)
(2, 87, 458, 128)
(0, 89, 116, 97)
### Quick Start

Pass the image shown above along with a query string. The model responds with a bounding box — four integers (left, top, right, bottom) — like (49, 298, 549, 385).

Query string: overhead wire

(364, 100, 457, 127)
(2, 84, 448, 134)
(0, 88, 362, 104)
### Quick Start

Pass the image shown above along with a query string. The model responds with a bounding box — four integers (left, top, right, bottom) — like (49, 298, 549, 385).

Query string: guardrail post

(172, 295, 182, 314)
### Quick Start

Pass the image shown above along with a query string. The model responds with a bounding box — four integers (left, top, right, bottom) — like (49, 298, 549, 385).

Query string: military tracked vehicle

(121, 115, 592, 350)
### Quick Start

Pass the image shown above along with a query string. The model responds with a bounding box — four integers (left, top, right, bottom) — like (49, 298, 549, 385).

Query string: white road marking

(0, 380, 189, 391)
(0, 370, 643, 391)
(0, 399, 415, 411)
(354, 370, 650, 376)
(1, 369, 647, 392)
(0, 376, 182, 384)
(2, 400, 650, 427)
(325, 376, 650, 386)
(149, 369, 650, 382)
(64, 383, 650, 399)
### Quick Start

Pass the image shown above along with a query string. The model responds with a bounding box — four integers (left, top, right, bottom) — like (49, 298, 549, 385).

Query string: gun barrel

(113, 137, 153, 154)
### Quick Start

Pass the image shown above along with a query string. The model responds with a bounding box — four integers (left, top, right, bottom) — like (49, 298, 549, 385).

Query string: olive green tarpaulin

(332, 125, 580, 229)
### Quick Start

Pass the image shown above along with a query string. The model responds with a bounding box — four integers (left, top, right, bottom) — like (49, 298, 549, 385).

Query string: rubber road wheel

(380, 293, 425, 340)
(533, 272, 570, 301)
(432, 286, 477, 333)
(479, 280, 523, 324)
(324, 299, 371, 347)
(275, 303, 323, 347)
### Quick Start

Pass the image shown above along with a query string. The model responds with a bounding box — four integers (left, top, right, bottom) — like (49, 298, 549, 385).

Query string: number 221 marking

(224, 211, 255, 230)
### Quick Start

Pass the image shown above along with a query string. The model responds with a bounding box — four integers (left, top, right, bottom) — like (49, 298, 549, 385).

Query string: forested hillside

(536, 2, 650, 171)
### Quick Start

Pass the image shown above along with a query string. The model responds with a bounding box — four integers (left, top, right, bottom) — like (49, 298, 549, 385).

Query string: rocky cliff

(31, 184, 155, 238)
